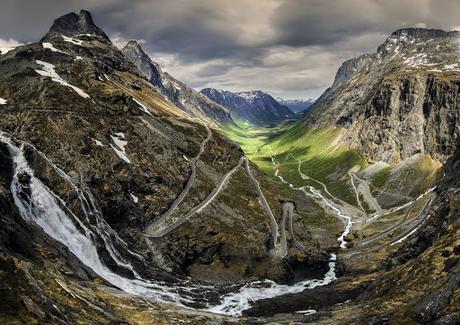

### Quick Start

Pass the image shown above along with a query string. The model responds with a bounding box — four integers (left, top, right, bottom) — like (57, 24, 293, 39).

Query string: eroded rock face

(304, 28, 460, 164)
(363, 143, 460, 323)
(43, 10, 111, 43)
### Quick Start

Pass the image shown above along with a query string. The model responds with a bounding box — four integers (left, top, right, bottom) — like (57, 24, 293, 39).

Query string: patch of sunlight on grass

(220, 120, 366, 203)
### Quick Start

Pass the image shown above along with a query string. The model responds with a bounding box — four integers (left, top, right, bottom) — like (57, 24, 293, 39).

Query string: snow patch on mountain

(35, 60, 90, 98)
(276, 98, 315, 114)
(42, 42, 65, 53)
(133, 98, 153, 116)
(110, 132, 131, 164)
(62, 35, 84, 45)
(201, 88, 296, 125)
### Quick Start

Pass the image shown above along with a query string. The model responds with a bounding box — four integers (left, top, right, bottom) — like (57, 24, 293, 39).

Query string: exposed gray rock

(304, 27, 460, 163)
(42, 10, 111, 43)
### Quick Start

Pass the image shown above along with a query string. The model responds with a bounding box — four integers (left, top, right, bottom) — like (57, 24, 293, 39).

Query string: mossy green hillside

(221, 121, 366, 203)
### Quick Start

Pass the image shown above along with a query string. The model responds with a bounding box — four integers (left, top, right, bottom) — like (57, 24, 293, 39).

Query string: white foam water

(272, 155, 353, 249)
(208, 253, 337, 316)
(308, 186, 352, 249)
(9, 135, 143, 272)
(0, 133, 198, 306)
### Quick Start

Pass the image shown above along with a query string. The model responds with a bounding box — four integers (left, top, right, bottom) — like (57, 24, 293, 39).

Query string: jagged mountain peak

(42, 9, 111, 42)
(389, 27, 459, 40)
(330, 27, 460, 90)
(237, 90, 266, 100)
(121, 40, 162, 70)
(304, 26, 460, 164)
(122, 40, 163, 75)
(201, 88, 270, 101)
(124, 39, 143, 50)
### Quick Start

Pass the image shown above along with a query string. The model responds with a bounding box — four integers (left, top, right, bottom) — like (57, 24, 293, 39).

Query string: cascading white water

(307, 186, 352, 249)
(206, 154, 349, 316)
(0, 132, 344, 316)
(208, 253, 337, 316)
(272, 155, 353, 249)
(0, 133, 199, 305)
(17, 138, 144, 273)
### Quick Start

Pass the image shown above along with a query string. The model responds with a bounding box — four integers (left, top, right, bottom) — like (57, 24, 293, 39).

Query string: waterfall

(13, 136, 144, 273)
(0, 133, 200, 306)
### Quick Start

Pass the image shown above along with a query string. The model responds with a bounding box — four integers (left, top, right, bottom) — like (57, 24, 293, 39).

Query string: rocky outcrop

(122, 40, 232, 125)
(42, 10, 111, 43)
(358, 142, 460, 323)
(201, 88, 296, 125)
(304, 28, 460, 164)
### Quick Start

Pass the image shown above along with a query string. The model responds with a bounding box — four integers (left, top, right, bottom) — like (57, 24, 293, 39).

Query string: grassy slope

(221, 120, 366, 203)
(221, 119, 442, 206)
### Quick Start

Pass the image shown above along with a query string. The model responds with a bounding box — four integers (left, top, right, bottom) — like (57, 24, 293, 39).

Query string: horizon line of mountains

(121, 39, 314, 126)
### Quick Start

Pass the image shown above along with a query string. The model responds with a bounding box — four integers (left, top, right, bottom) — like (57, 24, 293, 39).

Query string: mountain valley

(0, 9, 459, 325)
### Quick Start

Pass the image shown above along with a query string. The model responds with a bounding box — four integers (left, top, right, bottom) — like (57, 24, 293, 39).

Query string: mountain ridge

(201, 88, 296, 125)
(122, 40, 232, 126)
(302, 26, 460, 164)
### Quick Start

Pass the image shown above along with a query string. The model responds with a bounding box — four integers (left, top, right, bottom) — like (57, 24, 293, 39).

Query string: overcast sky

(1, 0, 460, 99)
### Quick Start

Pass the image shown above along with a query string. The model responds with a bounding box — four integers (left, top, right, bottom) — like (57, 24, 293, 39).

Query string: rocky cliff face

(201, 88, 296, 125)
(304, 28, 460, 164)
(122, 40, 232, 126)
(44, 10, 111, 43)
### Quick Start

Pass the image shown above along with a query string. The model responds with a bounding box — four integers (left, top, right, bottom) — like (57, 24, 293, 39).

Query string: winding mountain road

(244, 158, 281, 256)
(269, 149, 355, 249)
(349, 172, 366, 213)
(144, 123, 212, 236)
(144, 153, 291, 258)
(358, 196, 433, 247)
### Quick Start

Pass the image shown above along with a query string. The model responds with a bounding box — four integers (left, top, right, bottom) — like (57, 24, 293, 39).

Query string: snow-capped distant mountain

(201, 88, 296, 125)
(276, 98, 315, 114)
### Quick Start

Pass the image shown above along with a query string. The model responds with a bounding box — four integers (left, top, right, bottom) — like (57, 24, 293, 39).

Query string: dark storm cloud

(272, 0, 460, 49)
(1, 0, 460, 98)
(95, 1, 247, 61)
(0, 0, 122, 42)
